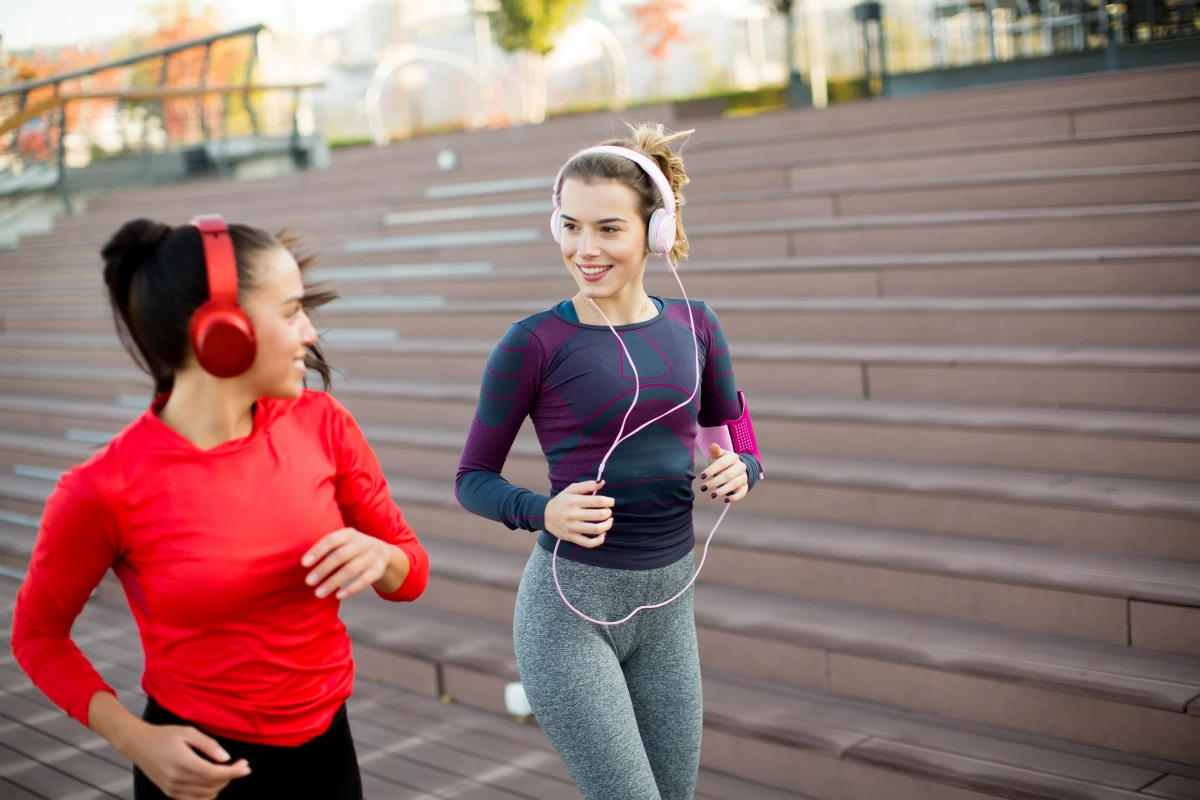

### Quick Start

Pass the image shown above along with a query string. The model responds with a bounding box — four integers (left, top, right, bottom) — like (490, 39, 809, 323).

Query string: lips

(578, 264, 612, 282)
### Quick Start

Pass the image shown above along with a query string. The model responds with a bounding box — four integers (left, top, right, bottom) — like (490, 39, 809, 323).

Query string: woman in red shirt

(11, 218, 430, 800)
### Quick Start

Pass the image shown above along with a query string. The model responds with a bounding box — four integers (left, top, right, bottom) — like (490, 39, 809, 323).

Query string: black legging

(133, 697, 363, 799)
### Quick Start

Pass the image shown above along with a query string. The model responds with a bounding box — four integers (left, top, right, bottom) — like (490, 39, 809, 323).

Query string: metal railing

(0, 24, 323, 213)
(1, 25, 268, 103)
(796, 0, 1197, 102)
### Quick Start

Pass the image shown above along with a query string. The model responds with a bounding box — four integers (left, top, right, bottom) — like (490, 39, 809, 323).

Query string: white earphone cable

(551, 256, 732, 626)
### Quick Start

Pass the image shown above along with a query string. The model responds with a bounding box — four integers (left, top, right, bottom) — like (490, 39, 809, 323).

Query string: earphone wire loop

(553, 254, 731, 626)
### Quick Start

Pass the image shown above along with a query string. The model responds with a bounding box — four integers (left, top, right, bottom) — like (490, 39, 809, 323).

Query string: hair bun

(101, 218, 173, 286)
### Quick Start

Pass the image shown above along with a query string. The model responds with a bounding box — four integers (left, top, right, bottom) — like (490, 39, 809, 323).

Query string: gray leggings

(513, 545, 703, 800)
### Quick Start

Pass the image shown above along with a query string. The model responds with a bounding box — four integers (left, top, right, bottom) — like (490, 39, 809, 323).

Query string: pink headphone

(550, 145, 677, 255)
(547, 143, 734, 627)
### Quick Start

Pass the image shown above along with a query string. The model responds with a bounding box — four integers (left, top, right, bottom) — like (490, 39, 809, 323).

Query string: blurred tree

(489, 0, 587, 122)
(489, 0, 587, 55)
(128, 1, 250, 142)
(632, 0, 688, 98)
(6, 45, 111, 161)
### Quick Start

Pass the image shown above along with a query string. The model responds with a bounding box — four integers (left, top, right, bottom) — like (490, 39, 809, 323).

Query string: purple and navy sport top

(455, 296, 761, 570)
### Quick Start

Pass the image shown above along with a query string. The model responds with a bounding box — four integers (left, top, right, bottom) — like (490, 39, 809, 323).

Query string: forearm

(88, 690, 147, 761)
(456, 470, 550, 533)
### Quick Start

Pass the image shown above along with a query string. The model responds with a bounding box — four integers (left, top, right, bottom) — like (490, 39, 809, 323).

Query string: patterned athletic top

(456, 296, 761, 570)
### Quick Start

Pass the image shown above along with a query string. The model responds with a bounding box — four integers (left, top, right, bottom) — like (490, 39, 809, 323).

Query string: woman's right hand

(125, 722, 251, 800)
(544, 480, 614, 548)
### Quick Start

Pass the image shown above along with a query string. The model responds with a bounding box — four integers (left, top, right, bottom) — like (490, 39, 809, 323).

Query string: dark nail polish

(710, 492, 717, 498)
(700, 485, 708, 492)
(700, 473, 707, 480)
(725, 498, 730, 503)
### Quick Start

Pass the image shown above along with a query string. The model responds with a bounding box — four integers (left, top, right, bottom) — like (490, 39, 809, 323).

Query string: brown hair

(560, 121, 694, 264)
(101, 219, 338, 395)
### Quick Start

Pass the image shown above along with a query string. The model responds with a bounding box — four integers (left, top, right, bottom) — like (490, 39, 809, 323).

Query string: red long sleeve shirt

(11, 390, 429, 746)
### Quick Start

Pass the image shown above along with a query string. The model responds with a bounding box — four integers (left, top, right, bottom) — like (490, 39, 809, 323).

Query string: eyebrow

(282, 294, 305, 306)
(560, 214, 627, 224)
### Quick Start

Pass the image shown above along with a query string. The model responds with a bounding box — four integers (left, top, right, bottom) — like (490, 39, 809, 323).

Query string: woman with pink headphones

(456, 123, 763, 799)
(11, 217, 430, 799)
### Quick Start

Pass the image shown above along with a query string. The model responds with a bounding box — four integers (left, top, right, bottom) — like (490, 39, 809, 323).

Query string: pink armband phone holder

(696, 391, 764, 479)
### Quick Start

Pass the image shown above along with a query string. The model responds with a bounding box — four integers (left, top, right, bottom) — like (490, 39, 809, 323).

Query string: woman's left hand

(301, 528, 391, 600)
(701, 443, 749, 505)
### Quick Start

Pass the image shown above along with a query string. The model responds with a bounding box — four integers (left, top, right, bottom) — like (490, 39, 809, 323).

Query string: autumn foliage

(632, 0, 689, 61)
(5, 1, 255, 160)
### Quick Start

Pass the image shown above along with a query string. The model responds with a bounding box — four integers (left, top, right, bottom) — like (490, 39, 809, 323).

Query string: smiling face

(559, 178, 651, 305)
(237, 246, 318, 399)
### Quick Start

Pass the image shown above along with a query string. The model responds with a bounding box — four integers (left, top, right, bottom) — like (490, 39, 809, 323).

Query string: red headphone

(189, 214, 257, 377)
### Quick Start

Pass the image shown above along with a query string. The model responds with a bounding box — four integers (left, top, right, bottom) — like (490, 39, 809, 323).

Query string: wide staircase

(2, 62, 1200, 799)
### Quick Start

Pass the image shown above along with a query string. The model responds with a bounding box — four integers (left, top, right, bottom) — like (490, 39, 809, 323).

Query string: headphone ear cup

(190, 303, 257, 378)
(647, 208, 675, 255)
(550, 208, 563, 245)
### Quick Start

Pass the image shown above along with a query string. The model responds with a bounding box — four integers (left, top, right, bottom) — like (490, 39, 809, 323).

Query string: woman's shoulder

(281, 389, 348, 423)
(659, 296, 710, 311)
(659, 297, 717, 324)
(52, 415, 153, 511)
(498, 306, 576, 349)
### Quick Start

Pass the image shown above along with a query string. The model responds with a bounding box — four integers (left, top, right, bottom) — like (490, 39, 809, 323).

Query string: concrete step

(354, 162, 1195, 233)
(22, 153, 1200, 260)
(0, 321, 1193, 419)
(325, 340, 1200, 413)
(5, 349, 1199, 465)
(55, 92, 1200, 220)
(308, 414, 1200, 563)
(362, 534, 1200, 766)
(786, 127, 1200, 190)
(92, 61, 1200, 180)
(8, 124, 1199, 264)
(270, 515, 1200, 767)
(3, 515, 1199, 798)
(7, 249, 1200, 303)
(14, 556, 1200, 800)
(318, 202, 1200, 265)
(21, 162, 1191, 251)
(700, 673, 1200, 799)
(2, 330, 1199, 410)
(66, 157, 1194, 253)
(382, 452, 1200, 563)
(272, 604, 1200, 799)
(0, 573, 813, 800)
(4, 415, 1199, 650)
(317, 294, 1200, 347)
(318, 92, 1200, 188)
(365, 163, 1200, 236)
(5, 363, 1200, 483)
(6, 294, 1200, 346)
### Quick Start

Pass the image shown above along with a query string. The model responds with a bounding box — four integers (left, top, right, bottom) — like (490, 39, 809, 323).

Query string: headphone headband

(551, 145, 677, 255)
(552, 145, 675, 218)
(190, 214, 238, 306)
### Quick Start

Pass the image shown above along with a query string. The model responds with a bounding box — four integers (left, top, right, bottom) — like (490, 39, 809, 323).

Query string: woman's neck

(574, 289, 655, 327)
(158, 369, 256, 450)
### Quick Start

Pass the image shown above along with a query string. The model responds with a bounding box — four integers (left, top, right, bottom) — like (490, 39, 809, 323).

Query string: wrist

(89, 691, 148, 760)
(114, 717, 151, 761)
(372, 541, 409, 594)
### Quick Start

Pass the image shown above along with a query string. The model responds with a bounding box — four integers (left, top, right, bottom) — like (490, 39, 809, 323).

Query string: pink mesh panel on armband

(697, 391, 763, 479)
